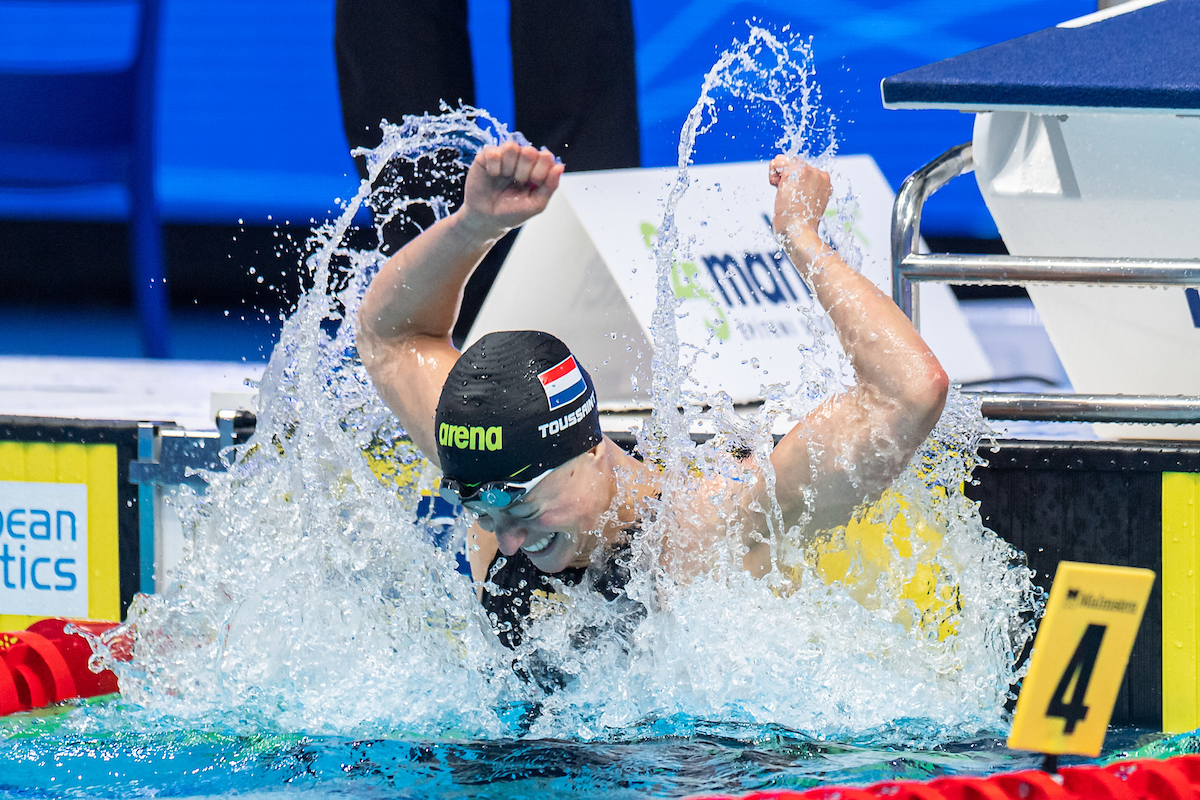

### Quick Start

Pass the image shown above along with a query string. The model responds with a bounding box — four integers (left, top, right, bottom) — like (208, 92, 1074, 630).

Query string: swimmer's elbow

(907, 359, 949, 434)
(926, 361, 950, 412)
(355, 318, 399, 387)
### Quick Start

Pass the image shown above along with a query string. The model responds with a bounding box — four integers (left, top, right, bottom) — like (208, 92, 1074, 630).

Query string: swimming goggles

(439, 467, 555, 509)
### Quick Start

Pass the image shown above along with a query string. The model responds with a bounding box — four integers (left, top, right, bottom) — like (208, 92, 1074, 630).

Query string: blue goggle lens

(480, 488, 515, 508)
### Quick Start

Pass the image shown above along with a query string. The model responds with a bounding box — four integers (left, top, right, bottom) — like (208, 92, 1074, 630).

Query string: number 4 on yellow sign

(1009, 562, 1155, 758)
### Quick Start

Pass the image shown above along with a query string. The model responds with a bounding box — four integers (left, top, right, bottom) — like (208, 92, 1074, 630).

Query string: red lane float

(688, 755, 1200, 800)
(0, 618, 122, 715)
(4, 623, 1200, 800)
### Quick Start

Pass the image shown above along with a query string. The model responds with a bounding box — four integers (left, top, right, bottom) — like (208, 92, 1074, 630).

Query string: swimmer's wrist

(780, 225, 831, 267)
(781, 222, 822, 244)
(453, 208, 510, 244)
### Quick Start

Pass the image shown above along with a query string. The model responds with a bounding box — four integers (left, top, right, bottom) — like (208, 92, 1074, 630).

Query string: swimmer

(358, 141, 948, 647)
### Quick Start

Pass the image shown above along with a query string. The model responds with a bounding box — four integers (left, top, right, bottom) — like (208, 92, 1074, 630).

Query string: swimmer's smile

(523, 527, 592, 572)
(522, 530, 558, 553)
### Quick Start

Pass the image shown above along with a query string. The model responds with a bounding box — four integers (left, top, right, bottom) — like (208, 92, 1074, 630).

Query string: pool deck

(0, 354, 263, 432)
(0, 296, 1087, 436)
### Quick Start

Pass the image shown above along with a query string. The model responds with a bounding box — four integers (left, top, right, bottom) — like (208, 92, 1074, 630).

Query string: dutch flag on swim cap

(539, 356, 588, 410)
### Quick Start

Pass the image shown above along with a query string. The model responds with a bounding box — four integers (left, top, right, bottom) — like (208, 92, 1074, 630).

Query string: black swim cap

(434, 331, 603, 486)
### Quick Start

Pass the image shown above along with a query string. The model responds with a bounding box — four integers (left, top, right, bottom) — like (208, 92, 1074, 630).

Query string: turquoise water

(0, 700, 1158, 799)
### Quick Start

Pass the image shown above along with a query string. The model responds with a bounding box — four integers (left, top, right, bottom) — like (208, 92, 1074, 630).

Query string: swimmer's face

(470, 444, 611, 573)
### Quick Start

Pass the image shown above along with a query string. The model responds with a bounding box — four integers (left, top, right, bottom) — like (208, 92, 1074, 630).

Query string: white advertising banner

(469, 157, 991, 407)
(0, 481, 89, 617)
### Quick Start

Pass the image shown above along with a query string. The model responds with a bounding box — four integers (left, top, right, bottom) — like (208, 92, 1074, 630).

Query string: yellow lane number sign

(1008, 561, 1155, 757)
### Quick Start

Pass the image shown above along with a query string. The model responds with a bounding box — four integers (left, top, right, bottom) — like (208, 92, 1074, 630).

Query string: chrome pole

(890, 142, 1200, 317)
(971, 393, 1200, 424)
(890, 141, 974, 322)
(899, 254, 1200, 287)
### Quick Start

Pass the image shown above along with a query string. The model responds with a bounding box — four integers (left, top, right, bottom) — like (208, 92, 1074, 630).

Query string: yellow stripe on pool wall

(1163, 471, 1200, 733)
(0, 441, 26, 482)
(86, 444, 121, 622)
(0, 440, 34, 631)
(0, 441, 121, 631)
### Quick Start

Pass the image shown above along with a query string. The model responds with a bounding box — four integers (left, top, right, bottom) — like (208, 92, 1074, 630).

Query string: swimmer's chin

(524, 531, 591, 573)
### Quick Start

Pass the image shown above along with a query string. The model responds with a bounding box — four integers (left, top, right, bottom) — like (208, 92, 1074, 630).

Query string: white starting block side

(0, 356, 262, 430)
(882, 0, 1200, 440)
(973, 111, 1200, 440)
(468, 157, 991, 408)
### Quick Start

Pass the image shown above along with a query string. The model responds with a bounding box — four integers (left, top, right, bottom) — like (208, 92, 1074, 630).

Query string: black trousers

(335, 0, 639, 170)
(334, 0, 640, 340)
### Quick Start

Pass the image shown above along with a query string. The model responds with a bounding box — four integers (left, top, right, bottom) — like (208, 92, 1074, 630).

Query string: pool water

(0, 700, 1162, 800)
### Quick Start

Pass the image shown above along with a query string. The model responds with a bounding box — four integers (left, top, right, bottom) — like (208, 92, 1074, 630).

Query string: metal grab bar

(890, 142, 1200, 320)
(970, 393, 1200, 424)
(891, 142, 1200, 427)
(900, 254, 1200, 288)
(891, 142, 973, 323)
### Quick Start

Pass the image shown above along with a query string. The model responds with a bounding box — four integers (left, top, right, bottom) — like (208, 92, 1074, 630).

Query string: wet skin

(359, 141, 949, 587)
(467, 436, 657, 577)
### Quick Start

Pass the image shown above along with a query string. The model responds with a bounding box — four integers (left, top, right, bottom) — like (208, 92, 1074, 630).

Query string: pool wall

(967, 438, 1200, 730)
(4, 417, 1200, 733)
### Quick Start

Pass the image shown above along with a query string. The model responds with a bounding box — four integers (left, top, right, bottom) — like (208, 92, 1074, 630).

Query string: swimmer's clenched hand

(769, 156, 833, 280)
(459, 142, 566, 238)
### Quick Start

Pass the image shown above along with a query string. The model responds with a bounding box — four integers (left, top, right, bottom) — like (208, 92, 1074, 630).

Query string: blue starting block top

(881, 0, 1200, 114)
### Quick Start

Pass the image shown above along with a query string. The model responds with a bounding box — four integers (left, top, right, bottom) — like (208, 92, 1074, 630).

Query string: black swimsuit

(479, 532, 642, 650)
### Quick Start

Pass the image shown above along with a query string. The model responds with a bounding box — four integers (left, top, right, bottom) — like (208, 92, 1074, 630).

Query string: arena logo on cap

(538, 355, 587, 411)
(439, 423, 503, 451)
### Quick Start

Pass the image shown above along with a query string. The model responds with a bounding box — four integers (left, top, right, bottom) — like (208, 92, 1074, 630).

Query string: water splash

(81, 27, 1040, 746)
(642, 28, 836, 469)
(94, 105, 524, 738)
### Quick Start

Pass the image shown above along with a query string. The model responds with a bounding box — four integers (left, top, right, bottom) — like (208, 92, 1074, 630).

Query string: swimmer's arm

(765, 158, 948, 532)
(357, 212, 502, 460)
(357, 142, 565, 460)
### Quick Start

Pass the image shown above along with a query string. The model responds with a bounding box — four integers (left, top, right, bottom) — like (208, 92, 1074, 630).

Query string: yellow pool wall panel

(1162, 470, 1200, 733)
(0, 441, 121, 631)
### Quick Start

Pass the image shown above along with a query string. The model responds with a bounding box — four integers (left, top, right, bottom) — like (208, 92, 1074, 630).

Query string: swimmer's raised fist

(459, 141, 565, 238)
(768, 155, 832, 244)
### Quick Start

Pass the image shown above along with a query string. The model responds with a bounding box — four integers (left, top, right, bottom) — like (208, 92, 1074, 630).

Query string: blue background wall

(620, 0, 1095, 236)
(3, 0, 1096, 236)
